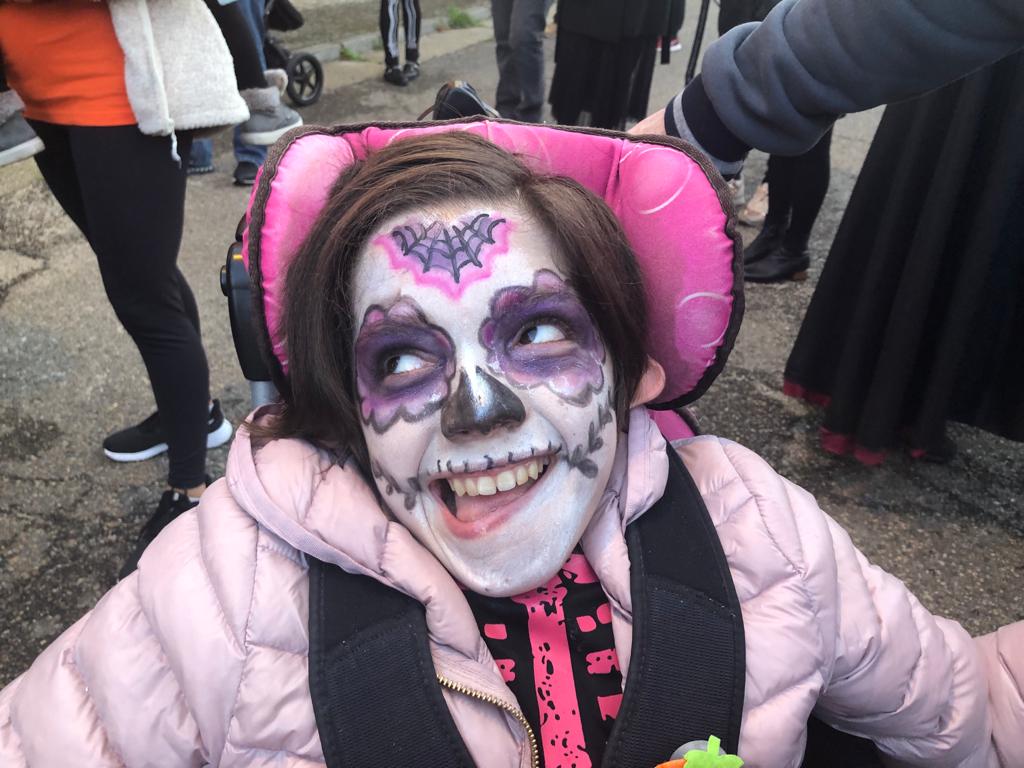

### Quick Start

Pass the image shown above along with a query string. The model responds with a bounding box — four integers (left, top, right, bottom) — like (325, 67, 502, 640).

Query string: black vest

(307, 446, 882, 767)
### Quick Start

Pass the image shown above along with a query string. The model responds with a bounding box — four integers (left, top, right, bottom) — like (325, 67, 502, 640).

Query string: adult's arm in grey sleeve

(665, 0, 1024, 162)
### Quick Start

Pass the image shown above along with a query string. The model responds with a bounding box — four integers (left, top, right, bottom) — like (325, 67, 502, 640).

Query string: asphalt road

(0, 13, 1021, 685)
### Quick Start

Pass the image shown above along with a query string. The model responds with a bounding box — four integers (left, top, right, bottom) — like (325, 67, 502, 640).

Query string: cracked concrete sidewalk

(1, 5, 1022, 686)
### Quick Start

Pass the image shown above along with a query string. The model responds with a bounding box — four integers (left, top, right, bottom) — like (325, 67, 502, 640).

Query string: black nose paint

(441, 367, 526, 438)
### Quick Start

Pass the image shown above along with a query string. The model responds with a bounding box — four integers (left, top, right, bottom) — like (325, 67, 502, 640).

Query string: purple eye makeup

(479, 270, 606, 406)
(354, 298, 456, 433)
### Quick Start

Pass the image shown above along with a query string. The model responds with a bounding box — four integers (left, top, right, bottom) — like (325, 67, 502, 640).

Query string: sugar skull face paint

(373, 212, 512, 299)
(352, 202, 617, 596)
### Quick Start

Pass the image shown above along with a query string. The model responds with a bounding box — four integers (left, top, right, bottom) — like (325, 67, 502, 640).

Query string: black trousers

(203, 0, 267, 90)
(29, 121, 210, 489)
(765, 128, 834, 250)
(379, 0, 421, 67)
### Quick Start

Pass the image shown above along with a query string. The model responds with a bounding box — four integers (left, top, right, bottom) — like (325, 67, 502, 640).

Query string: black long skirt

(548, 30, 657, 130)
(783, 52, 1024, 464)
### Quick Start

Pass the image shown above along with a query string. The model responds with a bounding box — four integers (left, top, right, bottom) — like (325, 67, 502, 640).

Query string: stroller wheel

(286, 53, 324, 107)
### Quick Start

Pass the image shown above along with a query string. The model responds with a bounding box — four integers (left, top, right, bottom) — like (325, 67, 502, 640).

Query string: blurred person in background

(630, 0, 1024, 460)
(189, 0, 278, 186)
(548, 0, 683, 130)
(784, 52, 1024, 464)
(380, 0, 422, 86)
(0, 0, 250, 578)
(491, 0, 552, 123)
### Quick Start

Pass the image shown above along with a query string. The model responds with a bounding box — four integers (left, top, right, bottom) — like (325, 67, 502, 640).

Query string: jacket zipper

(436, 673, 539, 768)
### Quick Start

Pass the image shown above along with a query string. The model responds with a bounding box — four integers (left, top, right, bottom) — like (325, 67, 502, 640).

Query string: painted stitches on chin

(479, 270, 606, 406)
(355, 298, 456, 433)
(375, 212, 510, 298)
(565, 393, 614, 478)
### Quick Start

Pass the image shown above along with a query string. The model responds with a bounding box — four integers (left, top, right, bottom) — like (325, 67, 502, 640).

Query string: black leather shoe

(743, 222, 785, 266)
(744, 244, 810, 283)
(423, 80, 500, 120)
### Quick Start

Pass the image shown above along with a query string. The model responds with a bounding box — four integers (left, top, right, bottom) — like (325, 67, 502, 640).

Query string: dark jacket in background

(716, 0, 777, 36)
(550, 0, 683, 129)
(666, 0, 1024, 167)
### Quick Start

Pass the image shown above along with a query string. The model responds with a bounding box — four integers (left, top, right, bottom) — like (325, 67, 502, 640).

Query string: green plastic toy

(683, 735, 744, 767)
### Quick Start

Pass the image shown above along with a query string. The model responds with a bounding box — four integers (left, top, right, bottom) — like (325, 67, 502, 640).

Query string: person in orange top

(0, 2, 236, 577)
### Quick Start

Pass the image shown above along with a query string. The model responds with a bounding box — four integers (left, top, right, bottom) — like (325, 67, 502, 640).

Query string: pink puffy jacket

(1, 409, 1021, 767)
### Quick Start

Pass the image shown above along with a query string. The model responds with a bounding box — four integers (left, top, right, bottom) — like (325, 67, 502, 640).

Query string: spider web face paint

(373, 212, 512, 298)
(479, 270, 606, 406)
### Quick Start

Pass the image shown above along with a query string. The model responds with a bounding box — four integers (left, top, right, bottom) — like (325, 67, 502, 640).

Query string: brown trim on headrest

(245, 117, 744, 408)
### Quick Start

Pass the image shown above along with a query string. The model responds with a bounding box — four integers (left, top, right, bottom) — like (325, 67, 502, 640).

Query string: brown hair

(254, 132, 648, 464)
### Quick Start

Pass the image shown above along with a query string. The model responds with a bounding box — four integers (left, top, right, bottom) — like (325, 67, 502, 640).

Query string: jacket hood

(225, 406, 669, 660)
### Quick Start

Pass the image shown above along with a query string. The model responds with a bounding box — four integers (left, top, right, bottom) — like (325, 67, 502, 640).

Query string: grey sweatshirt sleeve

(666, 0, 1024, 163)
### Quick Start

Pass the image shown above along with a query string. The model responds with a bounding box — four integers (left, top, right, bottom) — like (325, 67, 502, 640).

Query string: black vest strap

(307, 557, 476, 767)
(306, 444, 886, 767)
(601, 445, 746, 766)
(308, 445, 746, 767)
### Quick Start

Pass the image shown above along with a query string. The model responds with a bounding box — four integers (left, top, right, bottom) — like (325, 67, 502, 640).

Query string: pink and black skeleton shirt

(465, 552, 624, 768)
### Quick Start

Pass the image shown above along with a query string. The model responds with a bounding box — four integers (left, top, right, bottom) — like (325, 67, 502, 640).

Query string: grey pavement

(1, 9, 1022, 686)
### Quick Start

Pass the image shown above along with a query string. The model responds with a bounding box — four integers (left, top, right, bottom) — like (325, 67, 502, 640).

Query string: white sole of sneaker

(208, 418, 234, 449)
(104, 418, 234, 462)
(104, 442, 170, 463)
(0, 136, 45, 169)
(239, 120, 303, 147)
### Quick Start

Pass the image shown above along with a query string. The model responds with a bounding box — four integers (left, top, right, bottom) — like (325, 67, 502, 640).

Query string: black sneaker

(233, 160, 259, 187)
(384, 65, 408, 86)
(402, 61, 420, 81)
(103, 399, 233, 462)
(118, 483, 207, 580)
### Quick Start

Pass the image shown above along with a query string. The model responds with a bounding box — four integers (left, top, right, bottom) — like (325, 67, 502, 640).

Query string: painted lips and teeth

(432, 455, 553, 522)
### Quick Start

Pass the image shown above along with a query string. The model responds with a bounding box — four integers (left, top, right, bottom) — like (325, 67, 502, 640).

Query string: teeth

(444, 457, 550, 499)
(496, 470, 516, 492)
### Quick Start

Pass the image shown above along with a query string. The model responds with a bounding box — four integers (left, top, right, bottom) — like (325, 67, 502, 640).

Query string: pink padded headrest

(243, 119, 742, 408)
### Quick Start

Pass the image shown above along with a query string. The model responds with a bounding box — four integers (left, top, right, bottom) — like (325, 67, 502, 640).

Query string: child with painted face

(1, 131, 1022, 768)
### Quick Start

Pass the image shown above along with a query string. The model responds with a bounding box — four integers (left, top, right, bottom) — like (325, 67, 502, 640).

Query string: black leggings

(379, 0, 421, 67)
(29, 121, 210, 489)
(764, 128, 833, 250)
(203, 0, 267, 90)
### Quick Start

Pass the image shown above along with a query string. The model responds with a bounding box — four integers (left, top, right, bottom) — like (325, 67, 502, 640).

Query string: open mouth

(429, 454, 554, 535)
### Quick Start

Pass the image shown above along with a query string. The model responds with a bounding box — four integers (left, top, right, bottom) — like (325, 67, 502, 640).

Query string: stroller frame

(263, 0, 325, 107)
